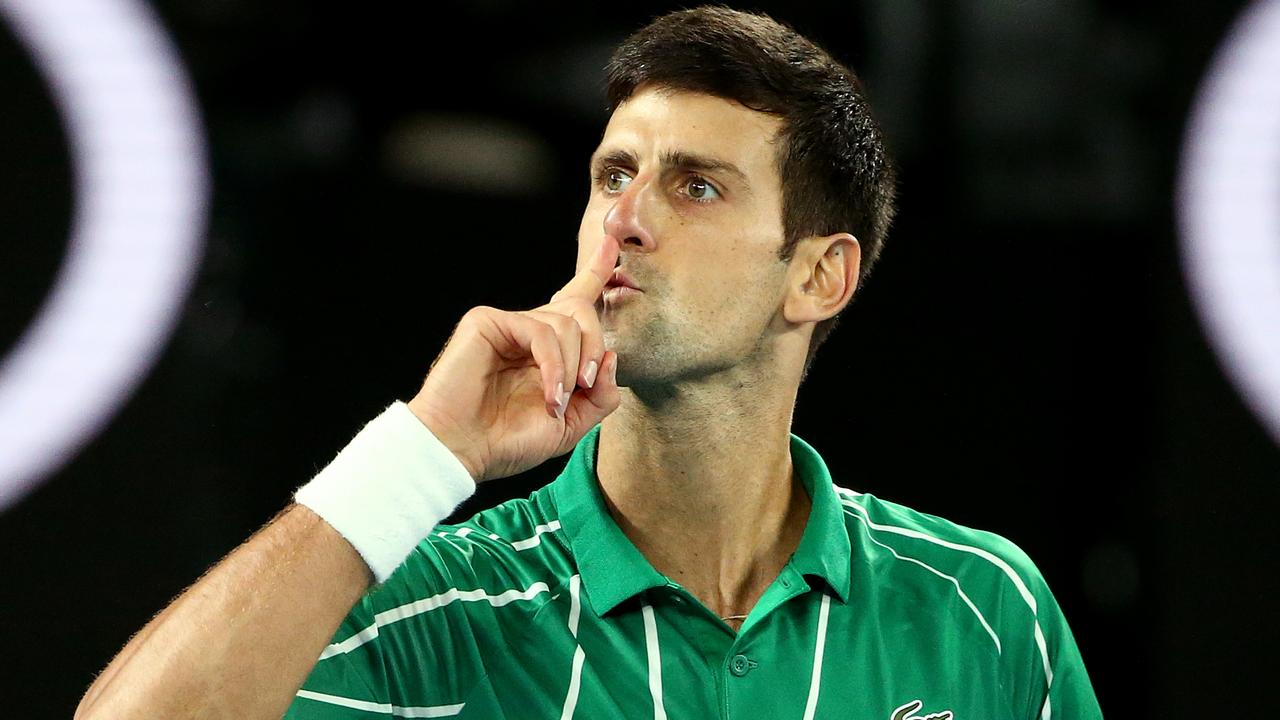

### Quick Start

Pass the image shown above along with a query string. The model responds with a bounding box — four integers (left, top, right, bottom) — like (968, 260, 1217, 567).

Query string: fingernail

(555, 382, 568, 419)
(584, 360, 599, 389)
(609, 354, 618, 383)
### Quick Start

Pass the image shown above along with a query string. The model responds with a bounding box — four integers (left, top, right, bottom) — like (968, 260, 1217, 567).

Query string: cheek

(694, 251, 784, 312)
(711, 242, 773, 283)
(677, 263, 748, 315)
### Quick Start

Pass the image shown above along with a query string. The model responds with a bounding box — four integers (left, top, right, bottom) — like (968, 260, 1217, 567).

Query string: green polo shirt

(286, 425, 1102, 719)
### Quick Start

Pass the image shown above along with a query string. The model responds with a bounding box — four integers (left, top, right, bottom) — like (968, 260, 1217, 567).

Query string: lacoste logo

(891, 699, 954, 720)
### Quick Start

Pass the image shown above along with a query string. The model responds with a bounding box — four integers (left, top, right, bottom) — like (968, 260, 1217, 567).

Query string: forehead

(597, 87, 784, 178)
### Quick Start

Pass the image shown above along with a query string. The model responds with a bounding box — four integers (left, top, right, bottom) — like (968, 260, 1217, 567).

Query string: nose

(603, 178, 656, 254)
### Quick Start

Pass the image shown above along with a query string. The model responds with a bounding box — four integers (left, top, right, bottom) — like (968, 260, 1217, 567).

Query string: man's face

(578, 86, 792, 387)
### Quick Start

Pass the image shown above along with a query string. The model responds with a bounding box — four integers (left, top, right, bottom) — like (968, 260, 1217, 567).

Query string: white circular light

(0, 0, 208, 511)
(1179, 0, 1280, 449)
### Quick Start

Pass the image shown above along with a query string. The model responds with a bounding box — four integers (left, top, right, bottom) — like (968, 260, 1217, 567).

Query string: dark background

(2, 1, 1276, 717)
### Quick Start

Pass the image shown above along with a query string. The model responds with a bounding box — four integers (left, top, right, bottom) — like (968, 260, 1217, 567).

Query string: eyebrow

(590, 147, 753, 192)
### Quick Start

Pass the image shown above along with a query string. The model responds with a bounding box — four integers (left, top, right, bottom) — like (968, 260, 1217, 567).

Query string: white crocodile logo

(891, 699, 954, 720)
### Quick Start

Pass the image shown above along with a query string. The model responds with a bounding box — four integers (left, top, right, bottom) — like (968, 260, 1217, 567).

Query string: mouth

(603, 285, 642, 302)
(606, 267, 641, 292)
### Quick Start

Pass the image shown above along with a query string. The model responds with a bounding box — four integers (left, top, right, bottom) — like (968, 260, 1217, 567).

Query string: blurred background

(1, 0, 1276, 716)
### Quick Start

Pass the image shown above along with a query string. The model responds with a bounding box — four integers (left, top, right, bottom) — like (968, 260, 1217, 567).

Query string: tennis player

(77, 7, 1102, 719)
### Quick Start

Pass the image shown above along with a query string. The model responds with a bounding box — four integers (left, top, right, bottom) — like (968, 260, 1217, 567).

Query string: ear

(782, 233, 861, 324)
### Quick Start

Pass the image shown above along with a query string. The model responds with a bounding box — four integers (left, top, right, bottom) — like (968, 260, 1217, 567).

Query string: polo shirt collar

(787, 432, 853, 604)
(550, 424, 852, 618)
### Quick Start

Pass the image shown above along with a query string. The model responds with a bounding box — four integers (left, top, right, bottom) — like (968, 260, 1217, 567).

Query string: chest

(453, 588, 1014, 720)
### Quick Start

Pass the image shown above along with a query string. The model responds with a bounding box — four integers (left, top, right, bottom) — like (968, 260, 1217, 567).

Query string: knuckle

(546, 360, 566, 384)
(461, 305, 495, 325)
(534, 322, 558, 343)
(556, 297, 595, 316)
(571, 303, 603, 332)
(544, 312, 582, 339)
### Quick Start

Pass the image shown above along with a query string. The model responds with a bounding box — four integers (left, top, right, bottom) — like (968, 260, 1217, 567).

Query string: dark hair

(606, 6, 897, 378)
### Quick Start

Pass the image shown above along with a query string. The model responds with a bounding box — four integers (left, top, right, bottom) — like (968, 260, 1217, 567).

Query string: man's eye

(604, 169, 633, 192)
(684, 177, 721, 202)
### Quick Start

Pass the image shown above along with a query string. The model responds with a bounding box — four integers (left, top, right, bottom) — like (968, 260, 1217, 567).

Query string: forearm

(76, 503, 371, 720)
(73, 269, 609, 716)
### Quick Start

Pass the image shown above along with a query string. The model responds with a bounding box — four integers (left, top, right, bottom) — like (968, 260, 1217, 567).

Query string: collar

(549, 424, 852, 617)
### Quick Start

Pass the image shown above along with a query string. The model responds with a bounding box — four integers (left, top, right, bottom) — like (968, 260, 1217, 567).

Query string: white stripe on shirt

(294, 689, 463, 717)
(837, 488, 1054, 719)
(802, 593, 831, 720)
(319, 583, 550, 659)
(642, 603, 668, 720)
(559, 574, 585, 720)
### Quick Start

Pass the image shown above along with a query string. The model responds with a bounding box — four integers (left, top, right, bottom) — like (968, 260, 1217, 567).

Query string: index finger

(551, 235, 619, 304)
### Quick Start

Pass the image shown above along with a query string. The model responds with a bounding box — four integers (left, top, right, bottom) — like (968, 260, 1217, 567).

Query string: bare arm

(76, 504, 371, 720)
(76, 235, 622, 718)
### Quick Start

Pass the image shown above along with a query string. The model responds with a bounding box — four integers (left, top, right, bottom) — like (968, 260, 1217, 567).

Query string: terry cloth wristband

(295, 400, 477, 583)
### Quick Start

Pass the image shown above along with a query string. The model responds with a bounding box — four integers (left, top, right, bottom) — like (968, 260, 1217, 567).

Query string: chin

(616, 359, 678, 388)
(612, 354, 655, 390)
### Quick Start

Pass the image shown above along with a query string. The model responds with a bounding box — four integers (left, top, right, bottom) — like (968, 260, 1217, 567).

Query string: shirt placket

(663, 564, 812, 720)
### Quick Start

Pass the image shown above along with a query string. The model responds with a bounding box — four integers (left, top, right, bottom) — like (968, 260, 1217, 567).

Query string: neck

(595, 366, 811, 624)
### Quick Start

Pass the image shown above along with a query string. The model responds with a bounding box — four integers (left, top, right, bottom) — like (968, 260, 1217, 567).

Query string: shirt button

(730, 654, 754, 677)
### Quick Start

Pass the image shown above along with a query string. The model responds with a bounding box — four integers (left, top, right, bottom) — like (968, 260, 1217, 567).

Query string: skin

(578, 85, 862, 630)
(73, 84, 862, 720)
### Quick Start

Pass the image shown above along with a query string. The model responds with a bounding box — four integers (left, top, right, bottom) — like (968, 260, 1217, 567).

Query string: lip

(606, 267, 641, 291)
(603, 285, 642, 303)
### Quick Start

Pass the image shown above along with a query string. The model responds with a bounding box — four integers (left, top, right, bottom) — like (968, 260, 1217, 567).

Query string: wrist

(405, 396, 486, 482)
(294, 400, 478, 583)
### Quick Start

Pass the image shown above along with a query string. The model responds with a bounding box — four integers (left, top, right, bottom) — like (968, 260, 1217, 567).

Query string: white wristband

(295, 400, 477, 583)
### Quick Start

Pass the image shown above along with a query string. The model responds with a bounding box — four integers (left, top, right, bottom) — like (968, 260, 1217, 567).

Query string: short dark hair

(606, 6, 897, 378)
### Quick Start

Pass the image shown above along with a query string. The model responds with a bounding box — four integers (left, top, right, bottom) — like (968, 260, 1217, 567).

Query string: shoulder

(312, 489, 569, 678)
(832, 485, 1050, 618)
(832, 488, 1102, 718)
(833, 486, 1068, 705)
(367, 485, 571, 611)
(294, 494, 568, 712)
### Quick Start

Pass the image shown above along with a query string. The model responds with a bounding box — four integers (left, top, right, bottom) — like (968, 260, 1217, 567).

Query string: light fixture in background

(383, 114, 555, 196)
(1179, 0, 1280, 450)
(0, 0, 208, 511)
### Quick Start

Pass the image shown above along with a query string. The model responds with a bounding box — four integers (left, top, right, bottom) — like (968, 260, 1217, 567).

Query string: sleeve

(283, 539, 485, 718)
(996, 541, 1104, 720)
(1024, 572, 1104, 720)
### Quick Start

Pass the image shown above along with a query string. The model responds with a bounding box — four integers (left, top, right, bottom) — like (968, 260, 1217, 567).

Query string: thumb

(564, 351, 621, 434)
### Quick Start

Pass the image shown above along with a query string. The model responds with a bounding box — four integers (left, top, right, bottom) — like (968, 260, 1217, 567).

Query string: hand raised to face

(406, 236, 623, 483)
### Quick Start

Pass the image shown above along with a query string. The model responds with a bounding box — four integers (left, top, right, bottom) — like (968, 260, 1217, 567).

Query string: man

(77, 7, 1102, 719)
